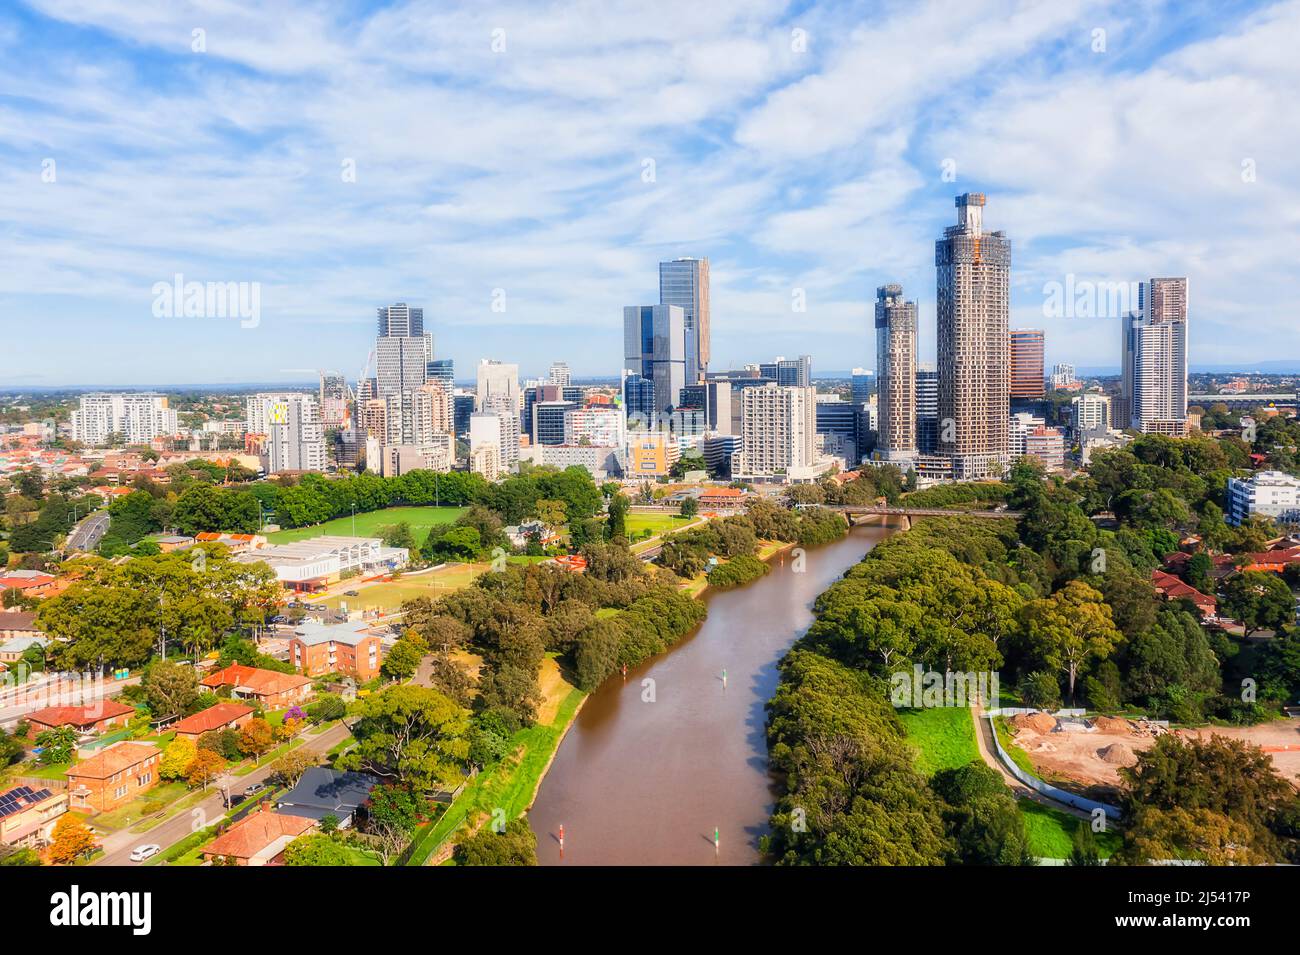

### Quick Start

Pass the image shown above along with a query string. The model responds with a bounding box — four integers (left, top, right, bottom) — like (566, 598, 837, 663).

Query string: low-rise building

(200, 805, 315, 866)
(170, 703, 256, 741)
(0, 785, 68, 849)
(1226, 470, 1300, 526)
(276, 768, 379, 829)
(200, 664, 314, 710)
(1151, 570, 1217, 619)
(234, 535, 409, 592)
(65, 742, 161, 814)
(288, 620, 384, 681)
(25, 700, 137, 738)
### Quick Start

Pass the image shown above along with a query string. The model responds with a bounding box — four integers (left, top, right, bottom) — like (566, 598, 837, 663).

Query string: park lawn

(897, 706, 982, 777)
(625, 512, 696, 536)
(267, 506, 467, 544)
(318, 562, 486, 613)
(1018, 800, 1122, 860)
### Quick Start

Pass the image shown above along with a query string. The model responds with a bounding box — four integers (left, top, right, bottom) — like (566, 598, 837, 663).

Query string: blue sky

(1, 0, 1296, 386)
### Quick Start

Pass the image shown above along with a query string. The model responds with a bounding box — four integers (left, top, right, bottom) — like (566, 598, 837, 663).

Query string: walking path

(970, 705, 1091, 821)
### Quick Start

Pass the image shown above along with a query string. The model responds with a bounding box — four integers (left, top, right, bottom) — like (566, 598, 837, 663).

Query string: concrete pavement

(67, 509, 110, 552)
(93, 721, 352, 866)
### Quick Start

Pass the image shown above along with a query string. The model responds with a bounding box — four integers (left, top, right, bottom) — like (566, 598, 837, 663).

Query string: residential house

(65, 742, 161, 813)
(0, 570, 59, 598)
(201, 664, 314, 710)
(1151, 570, 1217, 619)
(25, 700, 137, 738)
(200, 805, 315, 866)
(276, 767, 378, 829)
(170, 703, 255, 741)
(0, 785, 69, 849)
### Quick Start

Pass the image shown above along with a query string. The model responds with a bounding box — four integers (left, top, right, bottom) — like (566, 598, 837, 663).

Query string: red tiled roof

(1151, 570, 1217, 611)
(66, 742, 159, 780)
(26, 700, 135, 728)
(201, 664, 311, 697)
(202, 810, 314, 860)
(171, 703, 254, 736)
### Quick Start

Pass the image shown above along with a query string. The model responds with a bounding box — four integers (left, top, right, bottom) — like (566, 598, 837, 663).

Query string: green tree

(283, 833, 352, 866)
(381, 634, 427, 682)
(337, 685, 470, 790)
(35, 726, 78, 765)
(1221, 570, 1294, 636)
(142, 659, 200, 720)
(1022, 581, 1122, 703)
(454, 817, 538, 866)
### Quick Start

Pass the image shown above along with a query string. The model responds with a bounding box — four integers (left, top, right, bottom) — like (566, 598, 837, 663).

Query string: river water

(528, 520, 898, 865)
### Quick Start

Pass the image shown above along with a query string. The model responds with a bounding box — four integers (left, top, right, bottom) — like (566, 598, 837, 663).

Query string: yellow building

(627, 433, 679, 478)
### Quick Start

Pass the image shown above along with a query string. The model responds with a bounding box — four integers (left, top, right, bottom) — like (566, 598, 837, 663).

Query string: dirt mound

(1093, 716, 1134, 735)
(1097, 742, 1137, 766)
(1010, 712, 1057, 734)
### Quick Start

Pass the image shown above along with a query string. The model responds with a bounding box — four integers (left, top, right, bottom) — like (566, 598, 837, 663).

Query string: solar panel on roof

(0, 785, 54, 818)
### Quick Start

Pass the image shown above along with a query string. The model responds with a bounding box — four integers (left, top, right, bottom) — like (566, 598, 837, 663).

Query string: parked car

(243, 783, 267, 798)
(129, 844, 161, 862)
(344, 590, 360, 597)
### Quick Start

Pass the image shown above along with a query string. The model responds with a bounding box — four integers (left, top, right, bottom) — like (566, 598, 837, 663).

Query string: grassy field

(897, 706, 982, 777)
(319, 562, 486, 612)
(625, 512, 696, 536)
(1019, 800, 1122, 859)
(267, 506, 467, 544)
(406, 681, 586, 866)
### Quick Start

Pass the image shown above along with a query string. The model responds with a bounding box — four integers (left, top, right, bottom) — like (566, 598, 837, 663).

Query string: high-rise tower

(935, 193, 1010, 478)
(659, 257, 710, 385)
(874, 284, 917, 461)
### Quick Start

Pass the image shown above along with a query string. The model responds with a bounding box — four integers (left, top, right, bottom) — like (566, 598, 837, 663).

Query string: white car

(129, 844, 161, 862)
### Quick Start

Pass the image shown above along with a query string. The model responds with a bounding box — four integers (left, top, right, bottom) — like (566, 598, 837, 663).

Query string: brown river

(528, 519, 898, 865)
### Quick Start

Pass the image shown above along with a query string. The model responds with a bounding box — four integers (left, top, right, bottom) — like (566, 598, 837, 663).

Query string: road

(0, 673, 139, 727)
(93, 721, 352, 866)
(67, 509, 111, 552)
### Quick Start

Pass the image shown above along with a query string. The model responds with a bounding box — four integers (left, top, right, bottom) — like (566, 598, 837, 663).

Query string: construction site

(1003, 712, 1300, 798)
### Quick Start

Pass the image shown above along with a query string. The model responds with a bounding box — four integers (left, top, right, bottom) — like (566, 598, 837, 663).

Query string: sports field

(267, 506, 467, 544)
(624, 511, 699, 537)
(319, 562, 486, 613)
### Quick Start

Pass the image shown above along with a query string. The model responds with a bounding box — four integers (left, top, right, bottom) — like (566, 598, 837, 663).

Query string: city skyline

(3, 1, 1298, 386)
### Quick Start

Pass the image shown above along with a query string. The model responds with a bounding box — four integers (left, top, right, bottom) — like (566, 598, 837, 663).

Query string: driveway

(93, 722, 352, 866)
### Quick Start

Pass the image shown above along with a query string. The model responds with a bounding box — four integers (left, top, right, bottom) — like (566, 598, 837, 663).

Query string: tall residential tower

(935, 193, 1011, 478)
(874, 284, 917, 462)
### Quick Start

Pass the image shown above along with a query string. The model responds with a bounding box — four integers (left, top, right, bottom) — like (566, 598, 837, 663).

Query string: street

(93, 721, 351, 866)
(66, 509, 110, 552)
(0, 673, 139, 727)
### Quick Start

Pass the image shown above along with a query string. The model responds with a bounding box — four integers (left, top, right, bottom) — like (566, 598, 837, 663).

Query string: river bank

(527, 519, 898, 865)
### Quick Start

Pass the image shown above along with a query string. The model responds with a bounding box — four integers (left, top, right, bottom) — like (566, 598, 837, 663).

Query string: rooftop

(277, 768, 379, 821)
(202, 809, 314, 861)
(291, 619, 382, 648)
(26, 699, 135, 728)
(66, 741, 159, 780)
(170, 703, 255, 736)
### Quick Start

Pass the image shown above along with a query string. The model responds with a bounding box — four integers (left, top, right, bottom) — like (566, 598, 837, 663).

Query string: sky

(1, 0, 1297, 386)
